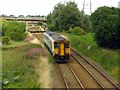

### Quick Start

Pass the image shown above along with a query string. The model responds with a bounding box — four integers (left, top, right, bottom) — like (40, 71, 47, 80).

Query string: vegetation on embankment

(2, 41, 42, 88)
(2, 20, 26, 45)
(62, 32, 119, 82)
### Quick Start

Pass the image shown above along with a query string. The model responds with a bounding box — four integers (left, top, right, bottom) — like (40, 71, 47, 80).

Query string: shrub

(47, 24, 56, 31)
(91, 6, 120, 48)
(2, 36, 10, 45)
(68, 27, 85, 35)
(2, 21, 26, 41)
(5, 28, 26, 41)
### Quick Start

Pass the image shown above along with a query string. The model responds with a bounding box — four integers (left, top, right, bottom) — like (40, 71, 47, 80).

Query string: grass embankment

(62, 32, 119, 82)
(2, 42, 42, 88)
(0, 36, 2, 89)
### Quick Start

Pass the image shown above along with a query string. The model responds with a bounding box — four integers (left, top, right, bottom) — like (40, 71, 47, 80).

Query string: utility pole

(82, 0, 86, 13)
(82, 0, 92, 15)
(82, 0, 86, 29)
(90, 0, 92, 14)
(82, 0, 92, 29)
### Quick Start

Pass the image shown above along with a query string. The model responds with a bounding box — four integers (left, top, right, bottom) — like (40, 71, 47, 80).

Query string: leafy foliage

(91, 6, 120, 48)
(2, 20, 9, 36)
(2, 36, 10, 45)
(58, 2, 81, 30)
(52, 3, 65, 31)
(0, 19, 2, 33)
(47, 23, 56, 31)
(82, 13, 92, 32)
(2, 20, 26, 41)
(47, 1, 92, 32)
(68, 27, 86, 35)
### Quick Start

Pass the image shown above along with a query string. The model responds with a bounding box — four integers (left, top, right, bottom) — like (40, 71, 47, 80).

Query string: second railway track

(71, 48, 120, 89)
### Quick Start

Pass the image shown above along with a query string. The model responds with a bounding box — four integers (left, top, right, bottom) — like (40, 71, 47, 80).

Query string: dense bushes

(91, 6, 119, 48)
(2, 36, 10, 45)
(2, 20, 26, 42)
(47, 24, 56, 31)
(68, 27, 85, 35)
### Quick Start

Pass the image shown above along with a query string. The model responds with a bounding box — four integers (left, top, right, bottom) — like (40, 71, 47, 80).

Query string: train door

(59, 42, 65, 56)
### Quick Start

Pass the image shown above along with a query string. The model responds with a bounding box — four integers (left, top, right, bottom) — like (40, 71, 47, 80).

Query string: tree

(47, 1, 92, 32)
(59, 1, 82, 30)
(52, 3, 65, 31)
(47, 12, 52, 25)
(91, 6, 120, 48)
(47, 12, 56, 31)
(81, 13, 92, 32)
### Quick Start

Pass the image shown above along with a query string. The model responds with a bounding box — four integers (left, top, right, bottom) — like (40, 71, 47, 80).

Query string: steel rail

(67, 64, 85, 90)
(71, 54, 104, 89)
(57, 64, 69, 90)
(71, 48, 120, 89)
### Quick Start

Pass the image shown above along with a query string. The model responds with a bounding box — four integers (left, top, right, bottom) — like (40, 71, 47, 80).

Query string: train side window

(65, 42, 69, 48)
(54, 42, 59, 48)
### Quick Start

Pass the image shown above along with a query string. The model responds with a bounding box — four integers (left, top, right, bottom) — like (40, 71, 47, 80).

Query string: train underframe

(54, 54, 69, 62)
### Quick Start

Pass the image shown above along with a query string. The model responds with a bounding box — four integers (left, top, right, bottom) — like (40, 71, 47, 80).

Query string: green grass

(0, 33, 1, 89)
(0, 51, 2, 90)
(2, 42, 41, 88)
(62, 32, 119, 82)
(48, 57, 55, 63)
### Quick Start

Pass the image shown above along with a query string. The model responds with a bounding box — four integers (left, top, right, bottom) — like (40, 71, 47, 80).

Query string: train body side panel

(44, 34, 54, 55)
(52, 42, 54, 55)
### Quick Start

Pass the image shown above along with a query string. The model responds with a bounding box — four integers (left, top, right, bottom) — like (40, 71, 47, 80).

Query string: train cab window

(65, 42, 69, 48)
(54, 42, 59, 48)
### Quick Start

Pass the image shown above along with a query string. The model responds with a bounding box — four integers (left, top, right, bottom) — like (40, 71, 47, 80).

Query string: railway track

(71, 48, 120, 89)
(31, 33, 119, 89)
(32, 33, 84, 89)
(32, 33, 43, 42)
(29, 30, 45, 33)
(57, 63, 85, 89)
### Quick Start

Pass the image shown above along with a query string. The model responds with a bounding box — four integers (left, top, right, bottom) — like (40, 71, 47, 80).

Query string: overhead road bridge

(3, 17, 47, 22)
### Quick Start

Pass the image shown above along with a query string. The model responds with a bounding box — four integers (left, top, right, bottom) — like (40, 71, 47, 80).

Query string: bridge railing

(1, 17, 47, 21)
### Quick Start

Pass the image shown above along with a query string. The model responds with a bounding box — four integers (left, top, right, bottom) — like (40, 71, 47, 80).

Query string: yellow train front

(43, 31, 70, 62)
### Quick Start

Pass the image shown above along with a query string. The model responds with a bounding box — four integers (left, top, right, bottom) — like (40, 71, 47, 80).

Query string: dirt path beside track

(27, 33, 65, 88)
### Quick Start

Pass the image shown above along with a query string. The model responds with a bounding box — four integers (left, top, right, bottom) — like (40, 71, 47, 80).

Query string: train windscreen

(54, 42, 59, 48)
(65, 42, 69, 48)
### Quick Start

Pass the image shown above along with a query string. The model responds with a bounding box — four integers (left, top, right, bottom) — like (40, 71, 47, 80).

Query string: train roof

(44, 31, 66, 41)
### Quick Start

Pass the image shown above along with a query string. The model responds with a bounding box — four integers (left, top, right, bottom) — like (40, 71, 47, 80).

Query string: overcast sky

(0, 0, 119, 16)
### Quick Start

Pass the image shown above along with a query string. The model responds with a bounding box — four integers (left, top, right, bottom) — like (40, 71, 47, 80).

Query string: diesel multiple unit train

(43, 31, 70, 62)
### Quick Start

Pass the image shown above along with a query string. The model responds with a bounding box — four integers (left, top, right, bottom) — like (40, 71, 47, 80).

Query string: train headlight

(54, 49, 58, 54)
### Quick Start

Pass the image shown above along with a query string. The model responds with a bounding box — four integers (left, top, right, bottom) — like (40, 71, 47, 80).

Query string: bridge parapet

(2, 17, 47, 22)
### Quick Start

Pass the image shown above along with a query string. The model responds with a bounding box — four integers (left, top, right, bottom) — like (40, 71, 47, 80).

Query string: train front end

(54, 40, 70, 62)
